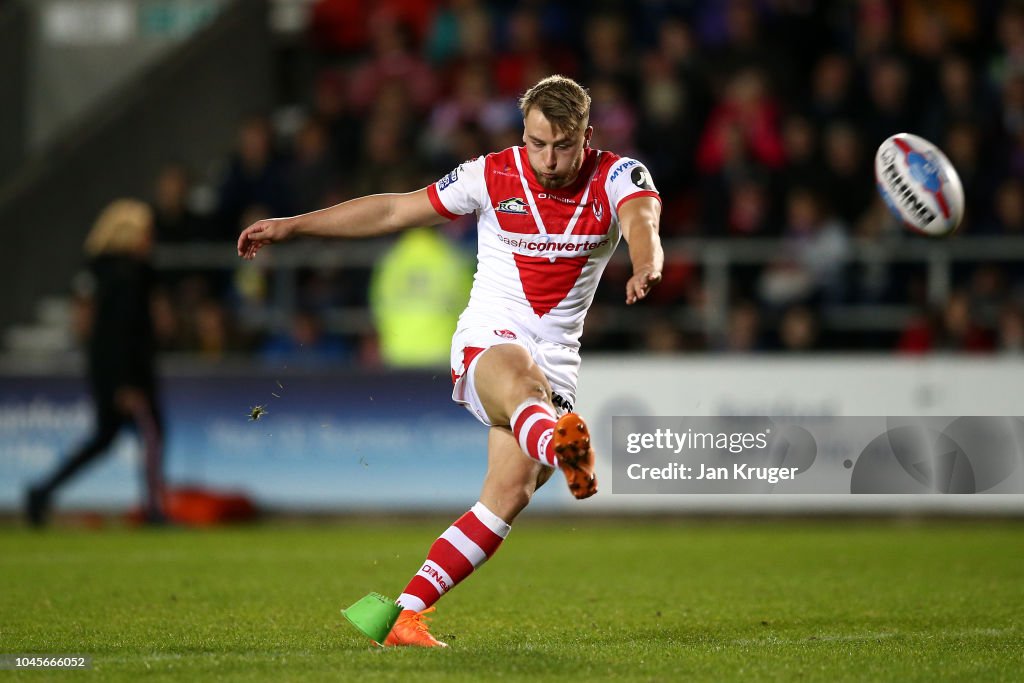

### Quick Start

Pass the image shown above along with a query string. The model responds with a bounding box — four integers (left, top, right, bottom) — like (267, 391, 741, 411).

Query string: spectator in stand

(897, 309, 939, 355)
(493, 7, 576, 97)
(217, 116, 292, 238)
(589, 77, 638, 158)
(922, 53, 992, 144)
(722, 174, 776, 238)
(310, 69, 364, 181)
(636, 19, 710, 203)
(819, 122, 873, 228)
(350, 115, 418, 197)
(898, 291, 995, 354)
(996, 71, 1024, 178)
(260, 309, 348, 367)
(776, 304, 820, 352)
(424, 63, 519, 166)
(805, 52, 859, 127)
(348, 15, 436, 114)
(286, 117, 342, 214)
(942, 121, 989, 233)
(188, 298, 237, 359)
(696, 68, 785, 176)
(152, 163, 212, 244)
(310, 0, 435, 56)
(309, 0, 371, 54)
(641, 319, 686, 354)
(900, 0, 978, 98)
(853, 0, 897, 61)
(368, 81, 418, 148)
(986, 179, 1024, 235)
(861, 54, 915, 149)
(969, 264, 1008, 318)
(696, 66, 785, 237)
(942, 292, 995, 353)
(778, 114, 822, 196)
(759, 188, 849, 308)
(718, 300, 763, 353)
(424, 0, 462, 66)
(151, 289, 184, 352)
(992, 3, 1024, 82)
(784, 188, 850, 304)
(997, 305, 1024, 353)
(581, 13, 634, 86)
(699, 0, 792, 94)
(151, 160, 222, 304)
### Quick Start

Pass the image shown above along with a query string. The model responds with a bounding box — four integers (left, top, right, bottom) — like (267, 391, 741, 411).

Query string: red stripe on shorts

(452, 346, 486, 385)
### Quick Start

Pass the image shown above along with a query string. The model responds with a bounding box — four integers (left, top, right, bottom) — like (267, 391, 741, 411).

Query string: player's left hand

(626, 269, 662, 304)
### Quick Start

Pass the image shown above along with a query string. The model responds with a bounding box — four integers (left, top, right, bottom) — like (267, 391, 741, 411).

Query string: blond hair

(518, 75, 591, 136)
(84, 198, 154, 256)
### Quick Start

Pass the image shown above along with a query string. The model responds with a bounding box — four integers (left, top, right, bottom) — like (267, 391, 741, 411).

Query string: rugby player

(238, 75, 663, 647)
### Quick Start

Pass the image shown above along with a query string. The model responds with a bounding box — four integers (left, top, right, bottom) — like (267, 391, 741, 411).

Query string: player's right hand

(237, 218, 296, 260)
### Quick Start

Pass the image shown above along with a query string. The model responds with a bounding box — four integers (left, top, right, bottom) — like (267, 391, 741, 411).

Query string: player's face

(523, 109, 592, 189)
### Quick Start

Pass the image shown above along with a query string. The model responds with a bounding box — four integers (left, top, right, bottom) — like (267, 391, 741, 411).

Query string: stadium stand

(4, 0, 1024, 360)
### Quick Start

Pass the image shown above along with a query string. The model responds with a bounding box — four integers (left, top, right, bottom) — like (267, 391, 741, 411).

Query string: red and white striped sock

(510, 398, 557, 466)
(396, 502, 511, 613)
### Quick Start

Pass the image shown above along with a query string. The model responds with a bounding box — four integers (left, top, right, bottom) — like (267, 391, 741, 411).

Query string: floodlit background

(1, 0, 1023, 517)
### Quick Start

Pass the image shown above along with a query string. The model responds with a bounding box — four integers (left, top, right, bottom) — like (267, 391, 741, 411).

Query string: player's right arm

(237, 188, 443, 260)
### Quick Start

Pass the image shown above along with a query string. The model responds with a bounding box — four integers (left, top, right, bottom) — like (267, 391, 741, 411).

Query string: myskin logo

(497, 197, 529, 214)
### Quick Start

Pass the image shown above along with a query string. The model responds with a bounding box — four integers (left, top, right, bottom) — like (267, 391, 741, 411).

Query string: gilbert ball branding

(874, 132, 965, 237)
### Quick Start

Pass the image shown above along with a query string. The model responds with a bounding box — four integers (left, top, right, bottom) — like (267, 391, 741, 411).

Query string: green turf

(1, 518, 1021, 681)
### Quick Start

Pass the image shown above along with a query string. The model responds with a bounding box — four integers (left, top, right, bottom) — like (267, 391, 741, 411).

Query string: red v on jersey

(486, 148, 617, 317)
(513, 254, 588, 317)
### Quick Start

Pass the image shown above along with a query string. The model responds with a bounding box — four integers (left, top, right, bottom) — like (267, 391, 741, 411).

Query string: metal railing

(155, 236, 1024, 339)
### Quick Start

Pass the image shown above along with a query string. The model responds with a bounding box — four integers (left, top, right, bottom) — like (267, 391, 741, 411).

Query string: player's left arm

(619, 196, 664, 305)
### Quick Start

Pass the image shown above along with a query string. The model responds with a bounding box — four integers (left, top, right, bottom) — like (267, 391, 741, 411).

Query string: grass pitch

(1, 517, 1021, 681)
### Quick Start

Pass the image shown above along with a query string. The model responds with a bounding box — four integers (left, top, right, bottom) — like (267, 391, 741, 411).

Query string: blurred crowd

(140, 0, 1024, 361)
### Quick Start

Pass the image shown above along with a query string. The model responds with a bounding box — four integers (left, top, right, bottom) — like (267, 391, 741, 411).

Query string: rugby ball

(874, 133, 964, 237)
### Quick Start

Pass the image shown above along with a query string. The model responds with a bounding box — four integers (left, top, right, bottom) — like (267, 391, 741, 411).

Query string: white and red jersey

(427, 146, 660, 349)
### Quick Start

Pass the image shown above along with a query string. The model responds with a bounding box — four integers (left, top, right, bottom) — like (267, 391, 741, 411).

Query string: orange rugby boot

(552, 413, 598, 499)
(383, 607, 448, 648)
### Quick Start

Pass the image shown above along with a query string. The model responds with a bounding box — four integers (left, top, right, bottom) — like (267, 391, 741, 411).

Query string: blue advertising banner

(0, 369, 562, 512)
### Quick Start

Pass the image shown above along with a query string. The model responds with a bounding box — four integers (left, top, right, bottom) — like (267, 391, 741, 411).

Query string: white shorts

(450, 319, 580, 427)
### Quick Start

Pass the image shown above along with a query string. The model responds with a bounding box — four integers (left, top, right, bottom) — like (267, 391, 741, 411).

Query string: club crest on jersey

(496, 197, 529, 215)
(592, 200, 604, 221)
(494, 329, 518, 340)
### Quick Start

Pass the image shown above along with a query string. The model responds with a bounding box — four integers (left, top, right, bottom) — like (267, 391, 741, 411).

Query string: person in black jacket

(26, 199, 166, 526)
